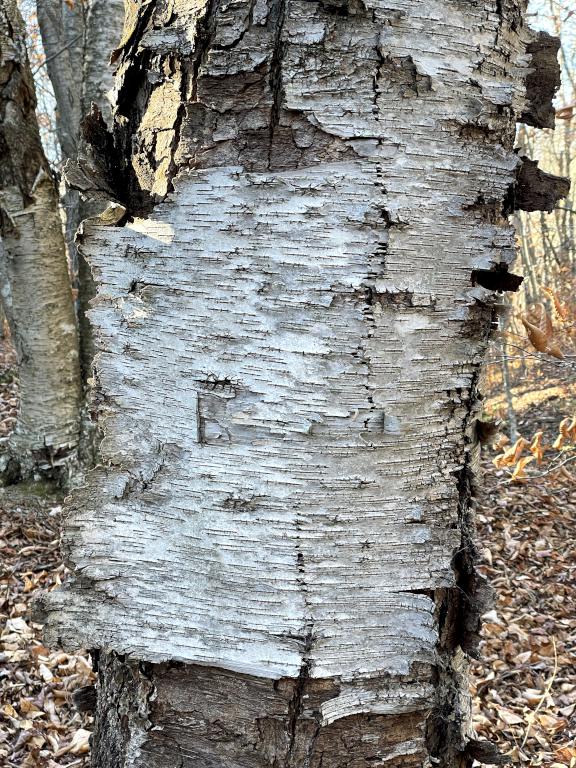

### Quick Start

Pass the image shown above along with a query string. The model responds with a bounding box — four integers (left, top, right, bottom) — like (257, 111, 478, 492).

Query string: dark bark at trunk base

(92, 653, 433, 768)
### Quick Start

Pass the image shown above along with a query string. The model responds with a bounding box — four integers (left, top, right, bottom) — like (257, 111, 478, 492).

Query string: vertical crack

(268, 0, 288, 167)
(286, 628, 314, 767)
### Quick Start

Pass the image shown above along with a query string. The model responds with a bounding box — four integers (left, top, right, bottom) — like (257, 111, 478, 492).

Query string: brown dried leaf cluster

(493, 416, 576, 483)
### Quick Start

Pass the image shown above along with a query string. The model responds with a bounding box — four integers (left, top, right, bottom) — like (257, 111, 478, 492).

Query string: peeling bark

(512, 156, 571, 213)
(39, 0, 568, 765)
(0, 0, 81, 475)
(520, 31, 561, 130)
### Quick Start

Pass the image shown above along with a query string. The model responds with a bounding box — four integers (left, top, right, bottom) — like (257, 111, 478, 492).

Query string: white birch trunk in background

(39, 0, 568, 764)
(36, 0, 124, 153)
(0, 0, 81, 477)
(37, 0, 125, 382)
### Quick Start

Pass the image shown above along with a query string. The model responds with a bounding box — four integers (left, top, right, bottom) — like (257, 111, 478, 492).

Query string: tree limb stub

(512, 156, 570, 214)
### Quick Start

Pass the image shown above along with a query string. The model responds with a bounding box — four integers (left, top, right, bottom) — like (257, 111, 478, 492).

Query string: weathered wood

(37, 0, 567, 765)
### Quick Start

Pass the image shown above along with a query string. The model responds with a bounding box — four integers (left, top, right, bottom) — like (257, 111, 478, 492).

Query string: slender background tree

(37, 0, 125, 384)
(0, 0, 81, 479)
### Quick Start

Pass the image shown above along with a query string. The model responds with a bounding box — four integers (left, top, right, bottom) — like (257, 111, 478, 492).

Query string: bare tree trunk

(0, 0, 81, 478)
(38, 0, 567, 764)
(37, 0, 125, 384)
(35, 0, 84, 160)
(500, 337, 519, 442)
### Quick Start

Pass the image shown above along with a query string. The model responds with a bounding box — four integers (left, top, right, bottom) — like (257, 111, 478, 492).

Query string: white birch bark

(37, 0, 125, 382)
(38, 0, 568, 764)
(36, 0, 84, 160)
(82, 0, 126, 127)
(36, 0, 124, 152)
(0, 1, 81, 473)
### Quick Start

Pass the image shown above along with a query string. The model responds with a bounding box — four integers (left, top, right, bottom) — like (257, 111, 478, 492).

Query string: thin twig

(526, 452, 576, 479)
(31, 33, 83, 75)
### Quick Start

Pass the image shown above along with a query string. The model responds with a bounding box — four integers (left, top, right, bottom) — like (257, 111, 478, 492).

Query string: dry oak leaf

(520, 304, 564, 360)
(494, 433, 510, 452)
(494, 437, 529, 468)
(510, 455, 535, 481)
(553, 417, 574, 450)
(542, 286, 570, 322)
(529, 431, 546, 463)
(497, 707, 524, 726)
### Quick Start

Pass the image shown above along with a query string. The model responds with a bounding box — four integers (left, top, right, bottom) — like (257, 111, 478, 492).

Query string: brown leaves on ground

(0, 490, 94, 768)
(473, 399, 576, 766)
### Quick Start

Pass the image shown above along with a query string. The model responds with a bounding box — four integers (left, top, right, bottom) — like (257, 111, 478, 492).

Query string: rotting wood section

(38, 0, 568, 765)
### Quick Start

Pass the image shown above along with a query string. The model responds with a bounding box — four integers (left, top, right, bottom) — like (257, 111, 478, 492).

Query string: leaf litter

(0, 488, 94, 768)
(472, 393, 576, 766)
(0, 335, 93, 768)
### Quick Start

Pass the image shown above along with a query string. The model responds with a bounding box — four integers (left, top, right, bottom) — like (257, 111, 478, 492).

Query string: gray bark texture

(0, 0, 81, 475)
(37, 0, 568, 765)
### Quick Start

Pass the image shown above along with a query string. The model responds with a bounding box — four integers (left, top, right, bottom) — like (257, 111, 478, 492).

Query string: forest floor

(0, 342, 575, 767)
(0, 337, 93, 768)
(472, 386, 576, 767)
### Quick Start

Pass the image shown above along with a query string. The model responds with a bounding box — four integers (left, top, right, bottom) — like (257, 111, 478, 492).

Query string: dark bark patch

(316, 0, 369, 16)
(72, 684, 97, 713)
(377, 54, 432, 98)
(506, 156, 570, 214)
(90, 656, 430, 768)
(463, 195, 504, 225)
(465, 739, 511, 765)
(471, 265, 524, 293)
(355, 286, 414, 307)
(520, 31, 561, 130)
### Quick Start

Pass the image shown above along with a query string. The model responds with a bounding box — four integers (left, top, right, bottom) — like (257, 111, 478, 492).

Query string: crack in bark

(285, 629, 315, 767)
(268, 0, 288, 168)
(428, 369, 496, 766)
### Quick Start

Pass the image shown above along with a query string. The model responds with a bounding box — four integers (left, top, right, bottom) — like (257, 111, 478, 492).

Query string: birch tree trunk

(0, 0, 81, 477)
(37, 0, 125, 382)
(39, 0, 568, 765)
